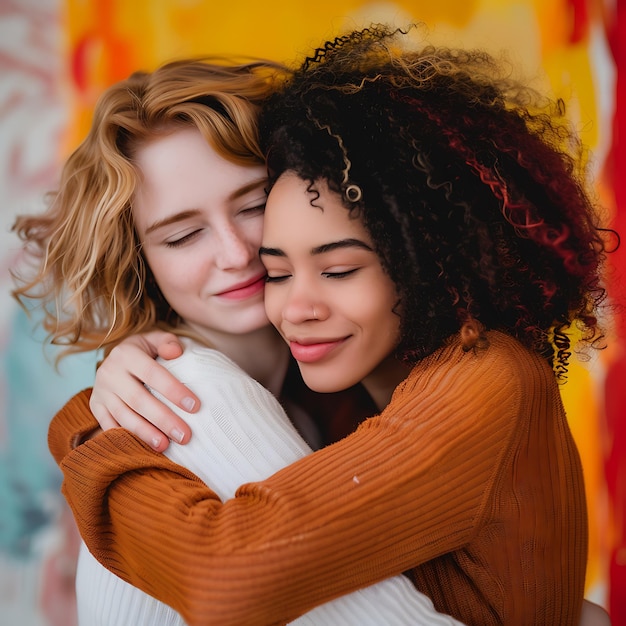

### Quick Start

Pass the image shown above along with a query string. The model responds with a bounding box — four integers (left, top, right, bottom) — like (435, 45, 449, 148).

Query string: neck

(183, 323, 290, 396)
(361, 356, 413, 411)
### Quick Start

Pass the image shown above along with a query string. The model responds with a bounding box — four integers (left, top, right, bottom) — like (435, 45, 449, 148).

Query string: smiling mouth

(217, 275, 266, 300)
(288, 338, 347, 363)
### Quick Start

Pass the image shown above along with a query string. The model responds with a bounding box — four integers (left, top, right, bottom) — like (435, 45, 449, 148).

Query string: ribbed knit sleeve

(48, 388, 99, 464)
(50, 332, 587, 626)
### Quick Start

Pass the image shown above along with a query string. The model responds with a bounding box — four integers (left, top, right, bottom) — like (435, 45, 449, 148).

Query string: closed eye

(240, 203, 266, 216)
(165, 229, 202, 248)
(322, 268, 359, 279)
(265, 273, 290, 284)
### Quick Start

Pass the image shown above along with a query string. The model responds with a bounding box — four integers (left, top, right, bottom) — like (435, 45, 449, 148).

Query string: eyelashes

(163, 205, 265, 249)
(165, 230, 202, 248)
(265, 268, 360, 283)
(265, 274, 288, 284)
(322, 269, 358, 279)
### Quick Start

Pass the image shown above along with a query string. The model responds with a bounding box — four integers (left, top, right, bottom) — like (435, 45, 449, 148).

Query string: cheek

(263, 287, 283, 327)
(344, 277, 398, 332)
(243, 215, 265, 248)
(360, 288, 401, 347)
(147, 252, 203, 299)
(364, 305, 400, 341)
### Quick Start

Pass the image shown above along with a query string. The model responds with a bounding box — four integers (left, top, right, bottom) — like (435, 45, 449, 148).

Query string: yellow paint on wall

(543, 43, 600, 150)
(561, 358, 610, 595)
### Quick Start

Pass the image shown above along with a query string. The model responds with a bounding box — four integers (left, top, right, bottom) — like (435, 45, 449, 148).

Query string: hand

(89, 330, 199, 451)
(579, 599, 611, 625)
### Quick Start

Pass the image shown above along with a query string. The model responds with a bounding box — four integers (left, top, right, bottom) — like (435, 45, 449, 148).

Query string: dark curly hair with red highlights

(259, 24, 614, 376)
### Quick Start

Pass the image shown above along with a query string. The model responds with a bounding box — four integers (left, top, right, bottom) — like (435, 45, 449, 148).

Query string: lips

(216, 274, 266, 300)
(288, 337, 347, 363)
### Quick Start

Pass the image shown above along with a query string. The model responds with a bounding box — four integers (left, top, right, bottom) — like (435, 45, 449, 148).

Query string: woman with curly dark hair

(47, 26, 613, 626)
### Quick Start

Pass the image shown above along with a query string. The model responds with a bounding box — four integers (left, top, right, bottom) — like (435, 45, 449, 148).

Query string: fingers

(90, 406, 121, 432)
(90, 372, 193, 450)
(90, 391, 173, 452)
(579, 600, 611, 626)
(156, 338, 184, 361)
(99, 335, 200, 413)
(137, 356, 199, 414)
(133, 330, 184, 360)
(88, 334, 198, 449)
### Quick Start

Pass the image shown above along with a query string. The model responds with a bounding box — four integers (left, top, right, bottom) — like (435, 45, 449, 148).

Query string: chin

(238, 321, 273, 335)
(298, 368, 354, 394)
(230, 310, 272, 334)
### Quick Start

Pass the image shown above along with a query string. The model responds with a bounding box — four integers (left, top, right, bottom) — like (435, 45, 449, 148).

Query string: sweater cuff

(48, 388, 99, 464)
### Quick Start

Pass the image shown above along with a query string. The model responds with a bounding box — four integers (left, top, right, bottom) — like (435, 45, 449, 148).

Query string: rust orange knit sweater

(48, 331, 587, 626)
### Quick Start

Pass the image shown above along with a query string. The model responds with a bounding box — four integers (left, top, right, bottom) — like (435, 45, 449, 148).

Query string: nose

(280, 277, 329, 324)
(214, 223, 256, 270)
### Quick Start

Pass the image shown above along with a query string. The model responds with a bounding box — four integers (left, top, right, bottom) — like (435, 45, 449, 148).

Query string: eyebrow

(144, 177, 267, 236)
(145, 209, 201, 236)
(259, 238, 373, 258)
(229, 177, 268, 201)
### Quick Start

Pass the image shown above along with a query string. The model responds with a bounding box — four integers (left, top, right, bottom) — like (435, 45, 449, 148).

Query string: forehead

(264, 174, 369, 244)
(133, 127, 253, 188)
(132, 128, 265, 228)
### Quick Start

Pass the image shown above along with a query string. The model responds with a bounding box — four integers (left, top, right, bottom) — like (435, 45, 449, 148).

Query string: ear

(460, 318, 486, 352)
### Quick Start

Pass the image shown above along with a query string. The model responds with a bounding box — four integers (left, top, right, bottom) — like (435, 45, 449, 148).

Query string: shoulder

(474, 330, 556, 390)
(389, 331, 555, 420)
(151, 338, 280, 414)
(364, 332, 555, 471)
(409, 330, 550, 386)
(157, 337, 247, 385)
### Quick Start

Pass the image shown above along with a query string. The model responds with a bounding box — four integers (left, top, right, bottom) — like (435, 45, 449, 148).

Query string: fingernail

(171, 428, 185, 444)
(151, 436, 162, 450)
(181, 397, 196, 412)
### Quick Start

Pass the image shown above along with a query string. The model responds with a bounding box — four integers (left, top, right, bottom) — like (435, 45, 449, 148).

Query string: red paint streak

(566, 0, 589, 44)
(600, 0, 626, 619)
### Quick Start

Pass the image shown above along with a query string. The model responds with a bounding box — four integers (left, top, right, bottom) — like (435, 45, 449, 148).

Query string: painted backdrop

(1, 1, 623, 624)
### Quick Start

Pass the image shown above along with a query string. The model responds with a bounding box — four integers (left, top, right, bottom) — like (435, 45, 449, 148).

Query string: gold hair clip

(344, 184, 362, 202)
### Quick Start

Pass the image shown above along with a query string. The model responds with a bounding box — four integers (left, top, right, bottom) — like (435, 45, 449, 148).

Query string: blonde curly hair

(12, 58, 284, 359)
